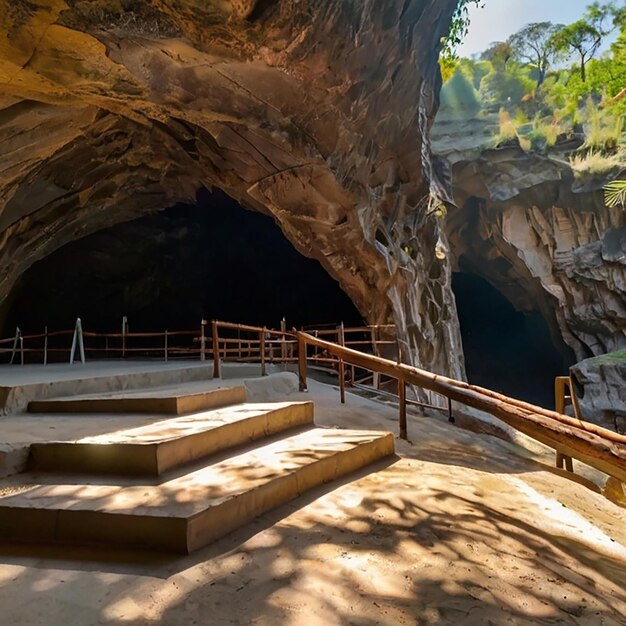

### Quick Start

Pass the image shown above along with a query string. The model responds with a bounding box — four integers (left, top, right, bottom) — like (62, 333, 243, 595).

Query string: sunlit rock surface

(571, 350, 626, 433)
(432, 117, 626, 364)
(0, 0, 464, 379)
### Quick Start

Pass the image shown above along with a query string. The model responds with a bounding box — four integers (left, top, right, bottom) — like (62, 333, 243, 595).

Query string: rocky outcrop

(0, 0, 464, 380)
(432, 115, 626, 363)
(571, 350, 626, 433)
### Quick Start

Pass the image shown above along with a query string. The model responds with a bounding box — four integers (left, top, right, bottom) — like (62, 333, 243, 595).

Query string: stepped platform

(0, 361, 215, 415)
(0, 428, 393, 553)
(28, 384, 247, 415)
(29, 400, 313, 476)
(0, 361, 287, 415)
(0, 374, 395, 554)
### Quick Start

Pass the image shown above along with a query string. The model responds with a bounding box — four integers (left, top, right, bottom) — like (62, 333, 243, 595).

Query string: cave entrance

(452, 272, 570, 408)
(3, 189, 363, 338)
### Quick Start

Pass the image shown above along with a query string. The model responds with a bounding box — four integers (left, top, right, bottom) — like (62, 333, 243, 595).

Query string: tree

(551, 2, 622, 82)
(441, 0, 485, 60)
(507, 22, 562, 88)
(480, 41, 512, 71)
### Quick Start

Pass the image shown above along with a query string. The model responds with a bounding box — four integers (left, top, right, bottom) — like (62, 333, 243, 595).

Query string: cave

(452, 272, 570, 408)
(3, 189, 364, 338)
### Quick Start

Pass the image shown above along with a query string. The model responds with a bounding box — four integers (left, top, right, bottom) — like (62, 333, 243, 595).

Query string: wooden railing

(210, 320, 297, 378)
(0, 320, 205, 364)
(295, 331, 626, 485)
(2, 318, 625, 484)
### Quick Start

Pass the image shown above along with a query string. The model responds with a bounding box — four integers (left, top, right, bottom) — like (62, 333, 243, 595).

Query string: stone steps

(0, 428, 394, 554)
(28, 385, 246, 415)
(29, 401, 314, 476)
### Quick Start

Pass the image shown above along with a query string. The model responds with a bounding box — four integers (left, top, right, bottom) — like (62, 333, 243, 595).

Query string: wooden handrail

(296, 331, 626, 484)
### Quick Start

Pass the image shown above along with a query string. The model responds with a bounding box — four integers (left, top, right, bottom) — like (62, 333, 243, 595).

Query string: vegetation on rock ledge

(441, 1, 626, 180)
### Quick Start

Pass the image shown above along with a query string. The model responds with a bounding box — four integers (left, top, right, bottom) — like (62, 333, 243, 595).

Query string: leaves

(604, 180, 626, 207)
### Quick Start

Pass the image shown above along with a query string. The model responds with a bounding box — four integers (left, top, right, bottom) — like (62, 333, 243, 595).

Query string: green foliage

(508, 22, 562, 87)
(441, 0, 485, 60)
(550, 2, 624, 81)
(457, 58, 491, 89)
(480, 41, 512, 70)
(494, 108, 518, 144)
(604, 180, 626, 207)
(582, 97, 624, 151)
(439, 0, 626, 163)
(440, 66, 481, 116)
(479, 64, 536, 109)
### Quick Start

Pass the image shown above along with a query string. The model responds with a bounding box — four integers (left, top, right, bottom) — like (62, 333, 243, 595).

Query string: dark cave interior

(452, 272, 573, 408)
(3, 189, 364, 339)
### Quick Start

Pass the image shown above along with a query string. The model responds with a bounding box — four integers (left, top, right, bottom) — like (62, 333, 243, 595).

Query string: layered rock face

(571, 350, 626, 433)
(433, 115, 626, 365)
(0, 0, 464, 378)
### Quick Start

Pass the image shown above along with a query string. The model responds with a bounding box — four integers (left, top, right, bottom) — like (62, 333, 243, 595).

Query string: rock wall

(0, 0, 464, 380)
(432, 115, 626, 363)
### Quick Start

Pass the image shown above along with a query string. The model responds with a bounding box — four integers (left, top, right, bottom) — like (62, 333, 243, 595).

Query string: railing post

(200, 319, 207, 361)
(121, 316, 128, 359)
(9, 327, 20, 365)
(164, 330, 168, 363)
(260, 327, 267, 376)
(19, 333, 24, 366)
(43, 326, 48, 366)
(212, 320, 220, 379)
(280, 317, 287, 363)
(398, 378, 407, 440)
(370, 325, 381, 389)
(297, 333, 308, 391)
(554, 376, 575, 472)
(338, 323, 345, 404)
(447, 397, 455, 423)
(70, 318, 85, 365)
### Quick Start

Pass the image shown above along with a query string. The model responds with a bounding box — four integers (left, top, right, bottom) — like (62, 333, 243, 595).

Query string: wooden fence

(1, 318, 625, 484)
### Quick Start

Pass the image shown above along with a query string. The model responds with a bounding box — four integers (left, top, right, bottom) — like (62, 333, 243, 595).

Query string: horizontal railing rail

(295, 331, 626, 485)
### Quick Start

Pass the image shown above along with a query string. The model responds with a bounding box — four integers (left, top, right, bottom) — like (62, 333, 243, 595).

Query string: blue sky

(457, 0, 621, 57)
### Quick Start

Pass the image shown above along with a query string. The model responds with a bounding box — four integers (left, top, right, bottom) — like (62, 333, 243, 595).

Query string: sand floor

(0, 378, 624, 625)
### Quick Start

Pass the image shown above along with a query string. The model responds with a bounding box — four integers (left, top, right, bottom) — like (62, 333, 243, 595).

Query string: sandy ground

(0, 377, 624, 625)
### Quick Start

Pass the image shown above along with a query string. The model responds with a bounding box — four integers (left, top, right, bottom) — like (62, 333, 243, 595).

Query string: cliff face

(0, 0, 464, 378)
(433, 115, 626, 364)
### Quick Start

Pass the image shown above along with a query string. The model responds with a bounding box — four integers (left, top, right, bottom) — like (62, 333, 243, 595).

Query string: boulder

(571, 350, 626, 433)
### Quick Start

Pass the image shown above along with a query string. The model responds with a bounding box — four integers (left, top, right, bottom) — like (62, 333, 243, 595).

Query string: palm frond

(604, 180, 626, 208)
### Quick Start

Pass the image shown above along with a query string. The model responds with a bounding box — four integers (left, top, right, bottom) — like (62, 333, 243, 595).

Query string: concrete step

(28, 385, 246, 415)
(1, 361, 215, 415)
(0, 428, 395, 553)
(29, 401, 314, 476)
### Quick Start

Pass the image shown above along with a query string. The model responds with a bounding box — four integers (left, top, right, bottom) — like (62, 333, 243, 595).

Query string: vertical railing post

(19, 333, 24, 366)
(122, 316, 128, 359)
(280, 317, 287, 363)
(370, 325, 381, 389)
(70, 318, 85, 365)
(164, 330, 168, 363)
(260, 327, 267, 376)
(43, 326, 48, 366)
(200, 319, 207, 361)
(554, 376, 575, 472)
(338, 323, 345, 404)
(297, 333, 308, 391)
(447, 397, 455, 423)
(9, 327, 20, 365)
(212, 320, 220, 379)
(398, 378, 407, 440)
(78, 318, 85, 364)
